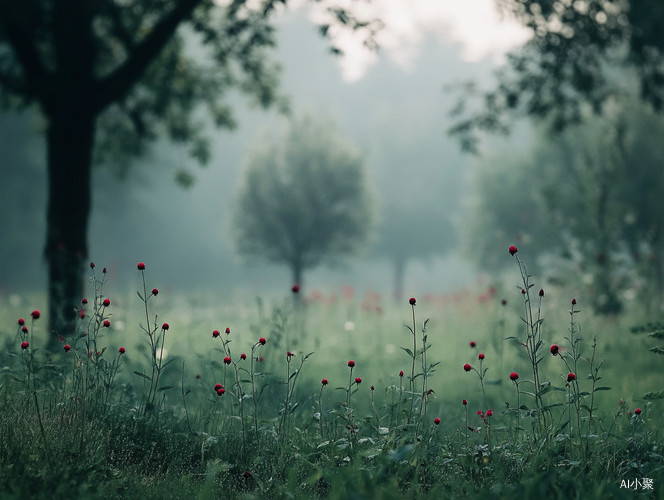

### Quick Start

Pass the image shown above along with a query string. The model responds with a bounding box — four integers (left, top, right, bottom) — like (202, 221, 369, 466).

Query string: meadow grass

(0, 258, 663, 499)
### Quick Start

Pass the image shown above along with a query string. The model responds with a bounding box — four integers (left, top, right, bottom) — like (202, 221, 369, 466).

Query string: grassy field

(1, 261, 663, 499)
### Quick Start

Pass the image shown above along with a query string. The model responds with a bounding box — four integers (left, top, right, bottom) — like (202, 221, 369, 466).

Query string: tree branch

(93, 0, 203, 113)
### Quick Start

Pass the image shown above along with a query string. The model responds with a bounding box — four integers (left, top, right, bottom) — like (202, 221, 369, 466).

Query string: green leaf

(400, 347, 414, 358)
(650, 346, 664, 355)
(643, 391, 664, 400)
(594, 386, 611, 391)
(648, 330, 664, 339)
(158, 385, 175, 392)
(133, 371, 151, 381)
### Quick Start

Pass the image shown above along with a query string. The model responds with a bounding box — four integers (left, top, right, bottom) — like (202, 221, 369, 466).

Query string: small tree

(231, 114, 375, 293)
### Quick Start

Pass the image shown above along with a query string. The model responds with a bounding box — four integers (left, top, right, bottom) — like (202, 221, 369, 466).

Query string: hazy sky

(293, 0, 532, 81)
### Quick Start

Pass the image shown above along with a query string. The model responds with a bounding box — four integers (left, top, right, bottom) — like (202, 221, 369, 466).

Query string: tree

(0, 0, 378, 342)
(231, 113, 375, 293)
(449, 0, 664, 153)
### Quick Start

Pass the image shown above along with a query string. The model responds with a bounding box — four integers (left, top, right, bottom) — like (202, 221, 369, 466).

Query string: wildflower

(103, 320, 111, 328)
(510, 372, 519, 381)
(464, 363, 472, 372)
(348, 360, 355, 368)
(355, 377, 362, 385)
(550, 344, 560, 356)
(258, 356, 264, 363)
(31, 310, 40, 320)
(90, 262, 95, 269)
(119, 347, 126, 354)
(509, 245, 518, 256)
(59, 336, 65, 342)
(618, 399, 624, 406)
(217, 388, 225, 396)
(321, 378, 329, 385)
(539, 288, 544, 297)
(212, 330, 220, 338)
(409, 297, 416, 305)
(225, 327, 230, 334)
(567, 373, 576, 382)
(635, 408, 642, 415)
(18, 318, 25, 326)
(22, 326, 28, 333)
(478, 353, 485, 360)
(470, 341, 476, 348)
(21, 341, 29, 350)
(292, 284, 300, 293)
(286, 351, 293, 358)
(137, 262, 145, 270)
(259, 337, 266, 345)
(462, 399, 468, 405)
(63, 344, 71, 352)
(399, 370, 404, 377)
(152, 288, 159, 296)
(79, 310, 86, 319)
(434, 417, 441, 425)
(103, 298, 111, 307)
(81, 298, 88, 305)
(240, 353, 247, 360)
(214, 383, 223, 392)
(370, 385, 375, 391)
(223, 356, 231, 365)
(162, 323, 169, 330)
(572, 298, 577, 305)
(501, 299, 507, 306)
(486, 409, 493, 417)
(103, 267, 107, 274)
(521, 288, 526, 295)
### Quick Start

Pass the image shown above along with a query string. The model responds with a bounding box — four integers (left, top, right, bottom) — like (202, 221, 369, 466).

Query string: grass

(1, 257, 663, 499)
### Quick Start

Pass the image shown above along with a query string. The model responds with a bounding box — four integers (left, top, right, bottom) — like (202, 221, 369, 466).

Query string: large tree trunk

(44, 110, 95, 346)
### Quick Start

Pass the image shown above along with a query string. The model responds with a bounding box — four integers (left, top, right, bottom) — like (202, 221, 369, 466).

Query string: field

(1, 258, 663, 500)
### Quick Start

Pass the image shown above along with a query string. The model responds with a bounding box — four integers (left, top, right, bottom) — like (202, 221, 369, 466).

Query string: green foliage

(231, 112, 375, 288)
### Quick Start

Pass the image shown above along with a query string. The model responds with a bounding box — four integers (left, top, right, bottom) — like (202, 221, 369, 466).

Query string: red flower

(501, 299, 507, 306)
(348, 360, 355, 368)
(434, 417, 441, 425)
(470, 341, 476, 348)
(321, 378, 328, 385)
(213, 330, 220, 338)
(292, 284, 300, 293)
(240, 353, 247, 360)
(214, 383, 223, 392)
(152, 288, 159, 296)
(103, 298, 111, 307)
(521, 288, 526, 295)
(464, 363, 472, 372)
(195, 374, 201, 379)
(370, 385, 375, 391)
(550, 344, 559, 356)
(399, 370, 404, 377)
(486, 409, 493, 417)
(510, 372, 519, 381)
(223, 356, 232, 365)
(63, 344, 71, 352)
(478, 353, 485, 360)
(258, 356, 264, 363)
(90, 262, 95, 269)
(567, 373, 576, 382)
(509, 245, 518, 256)
(258, 337, 266, 345)
(225, 327, 231, 334)
(162, 323, 169, 330)
(462, 399, 468, 405)
(18, 318, 25, 326)
(21, 341, 29, 350)
(31, 310, 40, 320)
(409, 297, 416, 305)
(217, 388, 225, 396)
(635, 408, 642, 415)
(137, 262, 145, 270)
(103, 267, 107, 274)
(286, 351, 293, 358)
(539, 289, 544, 297)
(21, 326, 28, 333)
(79, 310, 86, 319)
(103, 320, 111, 328)
(59, 336, 65, 342)
(81, 298, 88, 305)
(119, 347, 126, 354)
(355, 377, 362, 385)
(571, 298, 577, 305)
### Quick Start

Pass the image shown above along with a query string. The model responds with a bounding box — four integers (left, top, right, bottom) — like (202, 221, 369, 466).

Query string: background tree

(231, 113, 375, 294)
(449, 0, 664, 152)
(0, 0, 378, 342)
(463, 100, 664, 313)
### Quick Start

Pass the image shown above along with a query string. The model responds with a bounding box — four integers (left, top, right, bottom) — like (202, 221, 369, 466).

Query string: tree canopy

(231, 113, 375, 292)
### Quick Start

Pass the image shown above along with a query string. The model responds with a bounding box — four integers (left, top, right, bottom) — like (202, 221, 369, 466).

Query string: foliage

(231, 113, 375, 290)
(450, 0, 664, 153)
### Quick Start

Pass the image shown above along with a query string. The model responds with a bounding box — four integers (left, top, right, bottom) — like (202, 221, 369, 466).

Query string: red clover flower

(478, 353, 485, 360)
(510, 372, 519, 381)
(470, 341, 476, 348)
(259, 337, 266, 345)
(119, 347, 126, 354)
(292, 284, 300, 293)
(567, 373, 576, 382)
(152, 288, 159, 296)
(409, 297, 416, 305)
(635, 408, 642, 415)
(509, 245, 518, 256)
(18, 318, 25, 326)
(31, 310, 40, 320)
(348, 360, 355, 368)
(103, 320, 111, 328)
(464, 363, 472, 372)
(213, 330, 220, 338)
(355, 377, 362, 385)
(240, 353, 247, 360)
(434, 417, 441, 425)
(162, 323, 169, 330)
(225, 327, 231, 334)
(103, 298, 111, 307)
(321, 378, 328, 385)
(21, 341, 29, 350)
(137, 262, 145, 270)
(550, 344, 560, 356)
(64, 344, 71, 352)
(223, 356, 232, 365)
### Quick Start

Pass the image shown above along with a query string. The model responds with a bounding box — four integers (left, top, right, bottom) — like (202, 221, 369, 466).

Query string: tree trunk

(44, 110, 95, 346)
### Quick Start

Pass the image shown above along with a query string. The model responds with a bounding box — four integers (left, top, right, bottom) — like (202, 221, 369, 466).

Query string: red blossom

(470, 341, 476, 348)
(510, 372, 519, 381)
(162, 323, 169, 330)
(79, 310, 86, 319)
(119, 347, 126, 354)
(214, 383, 223, 392)
(355, 377, 362, 385)
(464, 363, 472, 372)
(64, 344, 71, 352)
(240, 353, 247, 360)
(501, 299, 507, 306)
(90, 262, 95, 269)
(103, 298, 111, 307)
(321, 378, 328, 386)
(103, 267, 107, 274)
(59, 336, 65, 342)
(21, 326, 28, 333)
(462, 399, 468, 405)
(217, 388, 225, 396)
(259, 337, 266, 345)
(223, 356, 232, 365)
(81, 298, 88, 305)
(434, 417, 441, 425)
(486, 409, 493, 417)
(21, 341, 29, 350)
(102, 320, 110, 328)
(370, 385, 375, 391)
(399, 370, 404, 377)
(152, 288, 159, 296)
(31, 310, 40, 320)
(292, 284, 300, 293)
(137, 262, 145, 270)
(521, 288, 526, 295)
(572, 298, 577, 305)
(550, 344, 560, 356)
(478, 353, 485, 360)
(539, 288, 544, 297)
(635, 408, 642, 415)
(258, 356, 264, 363)
(348, 360, 355, 368)
(286, 351, 293, 358)
(509, 245, 518, 256)
(225, 327, 231, 334)
(409, 297, 416, 305)
(18, 318, 25, 326)
(567, 373, 576, 382)
(212, 330, 220, 338)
